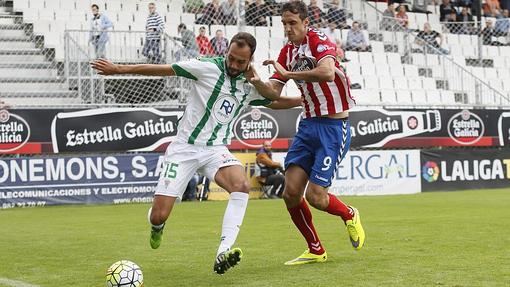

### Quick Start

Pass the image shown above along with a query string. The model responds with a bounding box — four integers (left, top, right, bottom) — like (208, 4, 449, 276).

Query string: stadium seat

(426, 54, 439, 66)
(404, 65, 419, 77)
(422, 78, 437, 90)
(361, 64, 376, 76)
(371, 41, 384, 53)
(411, 90, 427, 104)
(395, 90, 413, 104)
(344, 62, 361, 76)
(352, 89, 380, 105)
(358, 52, 373, 64)
(393, 76, 409, 90)
(387, 53, 402, 65)
(375, 64, 390, 76)
(13, 0, 29, 12)
(408, 77, 423, 89)
(364, 75, 379, 89)
(344, 51, 359, 63)
(373, 52, 387, 65)
(381, 89, 397, 104)
(348, 74, 364, 87)
(412, 53, 426, 66)
(389, 64, 404, 77)
(426, 90, 441, 103)
(379, 75, 394, 90)
(441, 90, 457, 104)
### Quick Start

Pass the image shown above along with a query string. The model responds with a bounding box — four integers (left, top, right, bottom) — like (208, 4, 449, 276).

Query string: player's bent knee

(150, 206, 170, 225)
(230, 180, 250, 194)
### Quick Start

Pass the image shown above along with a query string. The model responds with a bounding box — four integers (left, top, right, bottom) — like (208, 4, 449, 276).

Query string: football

(105, 260, 144, 287)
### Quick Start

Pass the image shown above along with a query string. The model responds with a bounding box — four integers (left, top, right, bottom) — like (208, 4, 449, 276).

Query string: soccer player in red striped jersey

(255, 1, 366, 265)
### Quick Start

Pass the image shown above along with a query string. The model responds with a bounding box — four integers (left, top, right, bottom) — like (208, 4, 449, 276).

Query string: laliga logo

(422, 161, 440, 182)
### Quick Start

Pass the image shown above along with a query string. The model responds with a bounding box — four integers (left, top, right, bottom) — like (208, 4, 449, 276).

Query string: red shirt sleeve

(307, 29, 337, 63)
(269, 45, 289, 84)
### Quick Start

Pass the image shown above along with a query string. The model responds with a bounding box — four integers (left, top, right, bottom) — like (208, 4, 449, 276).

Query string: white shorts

(154, 141, 242, 199)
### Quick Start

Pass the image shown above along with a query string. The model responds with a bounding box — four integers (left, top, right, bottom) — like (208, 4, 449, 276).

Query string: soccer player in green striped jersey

(91, 32, 300, 274)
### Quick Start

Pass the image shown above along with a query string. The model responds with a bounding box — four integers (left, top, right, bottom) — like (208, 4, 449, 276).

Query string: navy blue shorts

(285, 117, 351, 187)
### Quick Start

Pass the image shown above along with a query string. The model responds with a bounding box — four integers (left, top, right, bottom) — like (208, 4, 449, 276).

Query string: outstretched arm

(91, 58, 175, 76)
(264, 57, 336, 82)
(266, 96, 302, 109)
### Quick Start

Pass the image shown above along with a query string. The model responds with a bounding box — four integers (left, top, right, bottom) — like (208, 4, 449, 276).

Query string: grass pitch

(0, 189, 509, 287)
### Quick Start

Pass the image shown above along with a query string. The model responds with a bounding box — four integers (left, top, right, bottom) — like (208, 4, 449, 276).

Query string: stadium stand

(0, 0, 509, 107)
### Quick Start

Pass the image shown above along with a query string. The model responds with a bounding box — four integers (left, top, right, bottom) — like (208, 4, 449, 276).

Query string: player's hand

(263, 59, 289, 79)
(90, 58, 119, 75)
(245, 64, 261, 84)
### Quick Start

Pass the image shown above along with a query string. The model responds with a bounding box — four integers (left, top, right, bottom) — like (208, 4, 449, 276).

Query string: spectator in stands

(196, 26, 214, 56)
(89, 4, 113, 59)
(185, 0, 205, 13)
(458, 7, 476, 34)
(255, 141, 284, 199)
(412, 0, 430, 14)
(246, 0, 271, 26)
(308, 0, 324, 27)
(381, 3, 397, 31)
(174, 23, 199, 61)
(415, 22, 449, 54)
(395, 5, 410, 30)
(440, 0, 456, 21)
(142, 3, 165, 64)
(345, 21, 371, 52)
(495, 9, 510, 36)
(220, 0, 237, 25)
(456, 0, 474, 8)
(483, 0, 502, 17)
(445, 9, 460, 33)
(196, 0, 220, 25)
(327, 0, 348, 29)
(210, 29, 229, 56)
(320, 19, 338, 42)
(481, 20, 506, 45)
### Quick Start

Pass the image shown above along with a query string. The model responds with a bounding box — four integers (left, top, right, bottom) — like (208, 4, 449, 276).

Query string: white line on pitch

(0, 278, 40, 287)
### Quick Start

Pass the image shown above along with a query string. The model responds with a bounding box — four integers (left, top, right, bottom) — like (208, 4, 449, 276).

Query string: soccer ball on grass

(105, 260, 143, 287)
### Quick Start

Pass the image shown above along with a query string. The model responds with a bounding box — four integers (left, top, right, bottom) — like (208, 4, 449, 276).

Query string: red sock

(325, 193, 354, 221)
(287, 199, 325, 255)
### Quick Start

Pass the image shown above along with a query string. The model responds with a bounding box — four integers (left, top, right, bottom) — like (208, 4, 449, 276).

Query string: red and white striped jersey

(270, 28, 356, 118)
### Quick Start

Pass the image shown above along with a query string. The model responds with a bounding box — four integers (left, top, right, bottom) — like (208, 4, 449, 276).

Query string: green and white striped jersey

(171, 57, 272, 146)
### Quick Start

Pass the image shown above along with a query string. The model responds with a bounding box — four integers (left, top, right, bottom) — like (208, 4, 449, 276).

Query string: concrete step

(0, 80, 68, 92)
(0, 94, 82, 107)
(0, 16, 17, 25)
(0, 53, 46, 61)
(0, 62, 55, 69)
(0, 38, 35, 49)
(0, 28, 26, 37)
(0, 67, 58, 77)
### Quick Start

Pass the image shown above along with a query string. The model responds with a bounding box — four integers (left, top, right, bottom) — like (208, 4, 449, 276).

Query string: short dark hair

(281, 1, 308, 20)
(199, 26, 206, 30)
(229, 32, 257, 56)
(91, 4, 99, 10)
(178, 23, 186, 30)
(216, 29, 223, 33)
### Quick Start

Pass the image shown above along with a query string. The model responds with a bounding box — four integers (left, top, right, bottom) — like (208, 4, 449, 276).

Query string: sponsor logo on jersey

(233, 108, 279, 148)
(447, 110, 484, 145)
(316, 44, 334, 53)
(212, 95, 239, 125)
(0, 109, 31, 152)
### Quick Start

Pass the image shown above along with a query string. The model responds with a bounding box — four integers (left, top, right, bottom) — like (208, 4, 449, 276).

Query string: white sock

(147, 207, 164, 229)
(216, 192, 249, 256)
